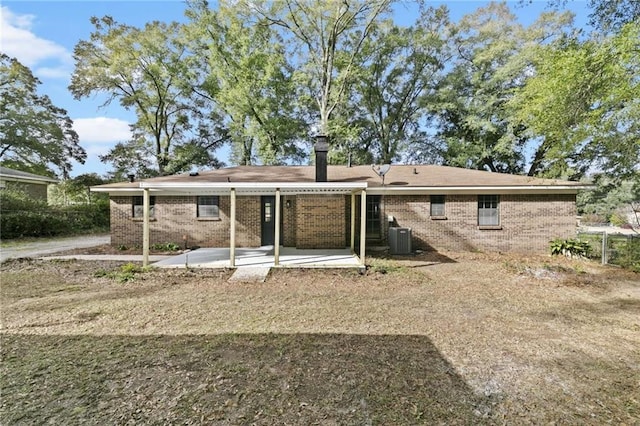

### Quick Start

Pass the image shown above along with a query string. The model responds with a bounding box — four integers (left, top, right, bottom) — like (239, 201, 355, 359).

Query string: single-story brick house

(92, 141, 588, 266)
(0, 166, 57, 201)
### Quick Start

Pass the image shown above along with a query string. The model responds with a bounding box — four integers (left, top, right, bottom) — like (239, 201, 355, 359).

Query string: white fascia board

(91, 187, 142, 193)
(92, 181, 368, 195)
(139, 181, 367, 190)
(367, 185, 592, 195)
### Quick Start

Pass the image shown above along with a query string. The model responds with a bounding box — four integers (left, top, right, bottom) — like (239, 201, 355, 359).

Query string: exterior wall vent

(389, 227, 412, 255)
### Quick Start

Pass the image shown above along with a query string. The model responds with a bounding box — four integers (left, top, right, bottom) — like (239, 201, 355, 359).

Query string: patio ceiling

(136, 181, 368, 195)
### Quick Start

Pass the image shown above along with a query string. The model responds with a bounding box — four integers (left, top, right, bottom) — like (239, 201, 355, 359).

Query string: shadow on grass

(1, 333, 492, 424)
(368, 249, 458, 267)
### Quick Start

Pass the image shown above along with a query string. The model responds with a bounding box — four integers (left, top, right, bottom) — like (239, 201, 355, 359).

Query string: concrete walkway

(228, 267, 271, 283)
(0, 234, 110, 263)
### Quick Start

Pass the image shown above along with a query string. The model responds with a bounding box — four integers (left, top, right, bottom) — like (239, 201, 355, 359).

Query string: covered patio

(152, 246, 361, 269)
(136, 181, 369, 268)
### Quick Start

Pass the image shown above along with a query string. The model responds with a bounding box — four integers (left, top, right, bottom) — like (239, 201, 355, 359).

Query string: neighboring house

(92, 141, 588, 264)
(0, 166, 57, 201)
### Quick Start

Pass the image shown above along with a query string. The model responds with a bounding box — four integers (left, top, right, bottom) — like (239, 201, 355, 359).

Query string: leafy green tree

(577, 175, 639, 219)
(423, 3, 573, 173)
(345, 3, 450, 164)
(0, 54, 85, 177)
(185, 0, 306, 165)
(509, 22, 640, 181)
(247, 0, 392, 140)
(49, 173, 108, 205)
(542, 0, 639, 32)
(70, 17, 226, 177)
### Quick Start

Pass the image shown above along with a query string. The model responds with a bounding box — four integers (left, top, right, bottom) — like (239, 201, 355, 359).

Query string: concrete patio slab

(152, 246, 361, 269)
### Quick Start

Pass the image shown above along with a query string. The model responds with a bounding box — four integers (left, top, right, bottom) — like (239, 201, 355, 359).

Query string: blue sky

(0, 0, 591, 178)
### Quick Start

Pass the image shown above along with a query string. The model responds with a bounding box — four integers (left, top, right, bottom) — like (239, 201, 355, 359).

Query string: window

(132, 196, 155, 218)
(197, 196, 219, 218)
(478, 195, 499, 226)
(264, 201, 272, 222)
(430, 195, 446, 217)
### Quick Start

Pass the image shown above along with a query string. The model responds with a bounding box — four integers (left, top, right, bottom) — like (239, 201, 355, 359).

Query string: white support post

(142, 188, 150, 267)
(360, 189, 367, 266)
(230, 188, 236, 268)
(350, 192, 356, 252)
(274, 189, 281, 266)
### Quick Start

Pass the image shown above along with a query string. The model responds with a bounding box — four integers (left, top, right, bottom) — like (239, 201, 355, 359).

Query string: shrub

(609, 212, 628, 227)
(613, 237, 640, 273)
(580, 214, 607, 225)
(550, 238, 591, 258)
(150, 242, 181, 251)
(0, 190, 109, 239)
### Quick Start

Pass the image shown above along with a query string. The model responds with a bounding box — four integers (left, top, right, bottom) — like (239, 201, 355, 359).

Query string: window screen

(132, 196, 155, 218)
(430, 195, 445, 217)
(478, 195, 499, 226)
(197, 196, 219, 218)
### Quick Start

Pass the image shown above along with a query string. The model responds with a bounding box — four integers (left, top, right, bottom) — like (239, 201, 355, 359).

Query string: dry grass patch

(1, 253, 639, 424)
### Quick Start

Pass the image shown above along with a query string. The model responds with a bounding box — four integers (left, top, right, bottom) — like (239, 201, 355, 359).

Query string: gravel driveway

(0, 234, 110, 263)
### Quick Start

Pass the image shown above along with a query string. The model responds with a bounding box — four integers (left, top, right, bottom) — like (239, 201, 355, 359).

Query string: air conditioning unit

(389, 227, 412, 255)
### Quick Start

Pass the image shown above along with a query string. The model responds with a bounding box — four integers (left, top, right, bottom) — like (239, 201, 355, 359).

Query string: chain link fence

(577, 231, 640, 271)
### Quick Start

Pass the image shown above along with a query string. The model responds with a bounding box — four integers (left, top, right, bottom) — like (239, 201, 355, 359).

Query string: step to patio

(228, 266, 271, 283)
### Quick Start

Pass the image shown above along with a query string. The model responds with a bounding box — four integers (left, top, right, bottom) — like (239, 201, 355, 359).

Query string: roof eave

(0, 175, 57, 184)
(368, 185, 591, 195)
(91, 181, 368, 195)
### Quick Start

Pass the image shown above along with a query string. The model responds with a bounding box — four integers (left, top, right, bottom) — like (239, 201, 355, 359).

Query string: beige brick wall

(282, 195, 297, 247)
(295, 194, 346, 249)
(110, 195, 261, 248)
(382, 193, 576, 253)
(109, 192, 576, 253)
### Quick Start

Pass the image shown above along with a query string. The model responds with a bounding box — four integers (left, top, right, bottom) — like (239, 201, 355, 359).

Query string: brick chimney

(314, 135, 328, 182)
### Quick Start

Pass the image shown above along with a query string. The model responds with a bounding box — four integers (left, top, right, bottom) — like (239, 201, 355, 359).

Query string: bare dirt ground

(1, 252, 638, 424)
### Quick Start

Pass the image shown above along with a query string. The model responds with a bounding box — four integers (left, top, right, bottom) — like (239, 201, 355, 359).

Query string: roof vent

(127, 174, 135, 183)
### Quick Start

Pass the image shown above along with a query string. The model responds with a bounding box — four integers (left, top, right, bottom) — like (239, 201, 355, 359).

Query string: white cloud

(34, 66, 72, 79)
(73, 117, 131, 144)
(0, 6, 72, 72)
(85, 144, 113, 158)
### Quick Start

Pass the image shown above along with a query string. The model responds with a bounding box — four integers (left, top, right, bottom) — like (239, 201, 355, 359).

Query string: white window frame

(430, 195, 446, 217)
(197, 195, 219, 218)
(478, 195, 499, 226)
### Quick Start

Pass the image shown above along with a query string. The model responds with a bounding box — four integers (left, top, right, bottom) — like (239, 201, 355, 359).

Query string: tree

(345, 3, 450, 164)
(185, 0, 307, 165)
(49, 173, 108, 205)
(509, 22, 640, 181)
(541, 0, 640, 32)
(0, 54, 85, 177)
(70, 17, 226, 177)
(247, 0, 392, 140)
(423, 3, 572, 173)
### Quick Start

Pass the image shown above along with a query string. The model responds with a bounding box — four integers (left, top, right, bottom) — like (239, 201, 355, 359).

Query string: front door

(261, 196, 276, 246)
